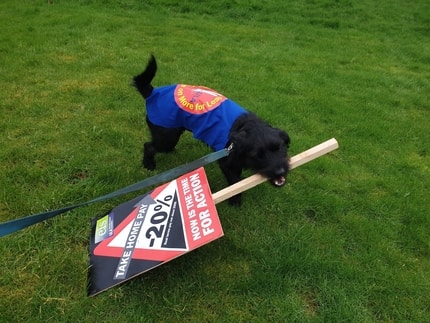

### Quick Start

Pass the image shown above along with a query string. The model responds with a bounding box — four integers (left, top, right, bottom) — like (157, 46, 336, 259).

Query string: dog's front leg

(218, 157, 243, 205)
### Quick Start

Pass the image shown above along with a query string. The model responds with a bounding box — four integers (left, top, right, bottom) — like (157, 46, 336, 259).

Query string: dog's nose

(275, 167, 286, 176)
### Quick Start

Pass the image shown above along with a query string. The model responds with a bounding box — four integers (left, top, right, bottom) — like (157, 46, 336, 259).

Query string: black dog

(133, 55, 290, 205)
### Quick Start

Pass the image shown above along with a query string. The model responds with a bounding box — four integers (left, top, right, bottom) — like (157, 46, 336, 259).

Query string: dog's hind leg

(143, 117, 184, 170)
(143, 142, 157, 170)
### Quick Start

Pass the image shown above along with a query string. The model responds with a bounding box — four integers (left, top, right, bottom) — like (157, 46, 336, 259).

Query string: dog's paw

(143, 159, 156, 171)
(228, 194, 242, 206)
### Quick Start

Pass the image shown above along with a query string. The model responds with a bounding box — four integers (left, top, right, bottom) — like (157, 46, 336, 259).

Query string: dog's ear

(279, 130, 290, 148)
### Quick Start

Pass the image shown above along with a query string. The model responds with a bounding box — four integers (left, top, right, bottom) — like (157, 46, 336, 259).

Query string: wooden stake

(212, 138, 339, 204)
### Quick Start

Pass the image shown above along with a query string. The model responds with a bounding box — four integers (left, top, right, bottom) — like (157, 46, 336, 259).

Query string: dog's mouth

(271, 176, 286, 187)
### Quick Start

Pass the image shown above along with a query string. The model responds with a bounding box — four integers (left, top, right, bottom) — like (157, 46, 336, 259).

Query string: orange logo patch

(174, 84, 227, 114)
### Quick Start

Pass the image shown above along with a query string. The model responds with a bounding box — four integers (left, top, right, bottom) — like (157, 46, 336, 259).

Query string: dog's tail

(133, 54, 157, 99)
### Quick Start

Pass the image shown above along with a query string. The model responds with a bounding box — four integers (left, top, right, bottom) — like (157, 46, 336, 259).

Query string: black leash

(0, 147, 231, 237)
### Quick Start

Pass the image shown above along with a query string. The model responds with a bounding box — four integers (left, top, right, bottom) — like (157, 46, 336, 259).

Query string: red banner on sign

(88, 167, 222, 296)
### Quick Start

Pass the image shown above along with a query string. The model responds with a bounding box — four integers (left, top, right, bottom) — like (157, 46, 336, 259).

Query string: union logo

(174, 84, 227, 114)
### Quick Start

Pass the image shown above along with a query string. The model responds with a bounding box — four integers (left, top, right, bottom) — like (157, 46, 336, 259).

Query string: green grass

(1, 0, 429, 321)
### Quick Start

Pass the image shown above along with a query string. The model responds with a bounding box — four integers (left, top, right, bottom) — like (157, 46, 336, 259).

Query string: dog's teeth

(272, 176, 286, 187)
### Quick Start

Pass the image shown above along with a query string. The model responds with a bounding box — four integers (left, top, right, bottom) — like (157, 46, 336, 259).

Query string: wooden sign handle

(212, 138, 339, 204)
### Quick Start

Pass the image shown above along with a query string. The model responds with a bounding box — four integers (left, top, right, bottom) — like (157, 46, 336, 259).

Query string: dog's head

(230, 113, 290, 186)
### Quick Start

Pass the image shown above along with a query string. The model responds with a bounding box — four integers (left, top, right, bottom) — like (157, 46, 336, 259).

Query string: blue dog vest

(145, 84, 247, 151)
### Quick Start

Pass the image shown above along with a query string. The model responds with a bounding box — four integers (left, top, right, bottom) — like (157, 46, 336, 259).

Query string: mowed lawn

(0, 0, 429, 322)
